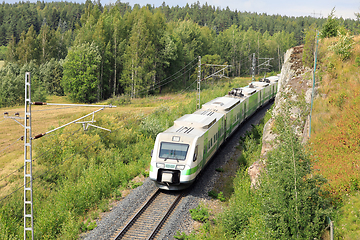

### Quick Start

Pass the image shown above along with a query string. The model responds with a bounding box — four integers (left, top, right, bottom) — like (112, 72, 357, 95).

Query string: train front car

(150, 112, 224, 190)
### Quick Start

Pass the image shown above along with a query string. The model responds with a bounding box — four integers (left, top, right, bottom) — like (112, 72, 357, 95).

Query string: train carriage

(149, 111, 224, 190)
(150, 76, 279, 190)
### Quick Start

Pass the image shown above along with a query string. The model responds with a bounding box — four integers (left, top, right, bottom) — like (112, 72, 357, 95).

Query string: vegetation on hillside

(309, 34, 360, 238)
(176, 96, 333, 240)
(175, 19, 360, 240)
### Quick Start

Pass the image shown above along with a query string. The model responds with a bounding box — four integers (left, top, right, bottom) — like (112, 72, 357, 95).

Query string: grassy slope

(310, 35, 360, 195)
(0, 60, 4, 68)
(309, 35, 360, 238)
(175, 37, 360, 239)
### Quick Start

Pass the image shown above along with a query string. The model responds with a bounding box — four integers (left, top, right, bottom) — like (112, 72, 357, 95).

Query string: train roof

(201, 96, 240, 112)
(265, 76, 279, 83)
(174, 112, 223, 129)
(248, 81, 269, 88)
(161, 112, 223, 137)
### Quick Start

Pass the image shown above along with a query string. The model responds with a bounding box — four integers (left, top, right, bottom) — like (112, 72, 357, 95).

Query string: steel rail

(147, 192, 183, 239)
(114, 189, 160, 240)
(114, 189, 183, 240)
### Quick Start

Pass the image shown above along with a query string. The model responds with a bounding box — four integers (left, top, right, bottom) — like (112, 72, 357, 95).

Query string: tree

(302, 24, 317, 68)
(6, 35, 17, 62)
(320, 7, 339, 38)
(61, 42, 101, 103)
(16, 25, 39, 64)
(121, 7, 155, 98)
(0, 62, 22, 107)
(260, 104, 332, 239)
(39, 58, 64, 96)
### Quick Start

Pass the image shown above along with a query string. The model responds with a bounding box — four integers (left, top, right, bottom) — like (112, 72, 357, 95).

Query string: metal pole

(197, 56, 201, 109)
(309, 31, 319, 138)
(330, 220, 334, 240)
(24, 72, 34, 240)
(252, 53, 256, 81)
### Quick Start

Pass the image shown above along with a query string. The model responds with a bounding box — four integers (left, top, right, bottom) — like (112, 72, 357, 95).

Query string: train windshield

(159, 142, 189, 161)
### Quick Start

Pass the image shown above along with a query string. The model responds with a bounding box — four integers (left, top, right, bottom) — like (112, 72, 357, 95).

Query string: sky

(4, 0, 360, 19)
(104, 0, 359, 19)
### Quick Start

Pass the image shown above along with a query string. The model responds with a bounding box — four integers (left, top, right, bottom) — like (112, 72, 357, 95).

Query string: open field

(0, 95, 172, 196)
(0, 60, 4, 68)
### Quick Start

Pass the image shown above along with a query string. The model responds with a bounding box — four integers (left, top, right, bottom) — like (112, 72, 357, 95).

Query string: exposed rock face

(248, 45, 316, 188)
(248, 160, 264, 189)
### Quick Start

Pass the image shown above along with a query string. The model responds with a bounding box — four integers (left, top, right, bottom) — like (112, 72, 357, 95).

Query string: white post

(197, 56, 201, 109)
(24, 72, 34, 240)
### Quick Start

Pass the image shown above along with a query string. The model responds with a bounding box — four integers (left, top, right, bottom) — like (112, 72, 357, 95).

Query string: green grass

(0, 76, 254, 239)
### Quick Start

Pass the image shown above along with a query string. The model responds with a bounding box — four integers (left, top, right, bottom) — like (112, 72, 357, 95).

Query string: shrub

(328, 31, 354, 61)
(260, 103, 333, 239)
(320, 8, 338, 39)
(190, 204, 209, 223)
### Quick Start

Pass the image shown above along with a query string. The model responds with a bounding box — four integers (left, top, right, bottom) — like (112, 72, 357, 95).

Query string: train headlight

(156, 163, 165, 168)
(176, 165, 185, 170)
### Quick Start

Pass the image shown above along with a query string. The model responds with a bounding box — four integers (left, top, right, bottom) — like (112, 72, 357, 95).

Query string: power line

(136, 58, 198, 96)
(0, 136, 23, 155)
(0, 165, 24, 183)
(178, 79, 198, 94)
(151, 57, 198, 88)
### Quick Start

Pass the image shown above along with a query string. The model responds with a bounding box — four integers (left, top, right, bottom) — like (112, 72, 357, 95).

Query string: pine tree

(260, 103, 332, 239)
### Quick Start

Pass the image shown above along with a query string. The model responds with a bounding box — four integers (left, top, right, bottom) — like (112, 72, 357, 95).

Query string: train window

(159, 142, 189, 161)
(193, 145, 198, 162)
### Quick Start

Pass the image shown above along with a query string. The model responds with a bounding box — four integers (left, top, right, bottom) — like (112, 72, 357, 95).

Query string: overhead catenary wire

(0, 136, 23, 155)
(150, 57, 198, 88)
(178, 79, 198, 94)
(136, 58, 199, 96)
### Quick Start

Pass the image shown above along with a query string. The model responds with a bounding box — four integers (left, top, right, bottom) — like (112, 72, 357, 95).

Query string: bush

(190, 204, 209, 223)
(260, 104, 333, 239)
(320, 8, 338, 39)
(328, 31, 354, 61)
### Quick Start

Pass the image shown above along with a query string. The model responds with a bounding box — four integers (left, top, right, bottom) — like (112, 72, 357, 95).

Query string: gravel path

(82, 101, 273, 240)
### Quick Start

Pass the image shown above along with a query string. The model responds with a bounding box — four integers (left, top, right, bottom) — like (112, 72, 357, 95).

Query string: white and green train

(149, 76, 279, 190)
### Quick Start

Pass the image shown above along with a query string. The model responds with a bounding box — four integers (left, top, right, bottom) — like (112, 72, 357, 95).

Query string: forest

(0, 1, 358, 106)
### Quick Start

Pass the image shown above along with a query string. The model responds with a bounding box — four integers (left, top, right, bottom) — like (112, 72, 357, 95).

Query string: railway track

(113, 189, 183, 240)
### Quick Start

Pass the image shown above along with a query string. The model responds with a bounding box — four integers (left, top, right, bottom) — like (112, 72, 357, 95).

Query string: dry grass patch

(0, 95, 158, 198)
(310, 35, 360, 196)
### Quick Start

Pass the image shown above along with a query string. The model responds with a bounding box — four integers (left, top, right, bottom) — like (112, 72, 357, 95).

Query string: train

(149, 76, 279, 190)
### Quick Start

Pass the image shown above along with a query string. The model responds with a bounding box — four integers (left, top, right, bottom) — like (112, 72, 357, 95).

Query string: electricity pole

(22, 72, 115, 240)
(197, 56, 201, 109)
(24, 72, 34, 240)
(251, 53, 256, 81)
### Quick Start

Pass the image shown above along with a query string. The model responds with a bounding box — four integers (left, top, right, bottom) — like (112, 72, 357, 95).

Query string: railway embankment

(249, 44, 315, 187)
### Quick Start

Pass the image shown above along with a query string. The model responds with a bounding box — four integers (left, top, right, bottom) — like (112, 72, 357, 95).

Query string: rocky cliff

(248, 45, 316, 188)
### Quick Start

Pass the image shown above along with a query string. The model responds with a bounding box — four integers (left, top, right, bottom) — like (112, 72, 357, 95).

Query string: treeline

(0, 1, 358, 106)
